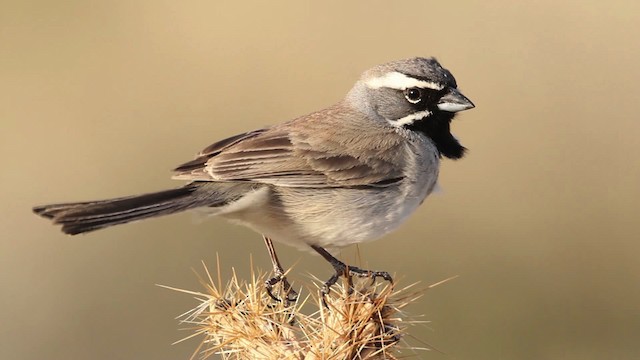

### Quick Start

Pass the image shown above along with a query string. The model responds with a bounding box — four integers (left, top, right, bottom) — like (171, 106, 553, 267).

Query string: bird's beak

(437, 88, 475, 112)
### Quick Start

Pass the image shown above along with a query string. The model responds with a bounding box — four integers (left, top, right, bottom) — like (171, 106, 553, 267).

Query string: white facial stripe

(366, 72, 443, 91)
(387, 110, 431, 127)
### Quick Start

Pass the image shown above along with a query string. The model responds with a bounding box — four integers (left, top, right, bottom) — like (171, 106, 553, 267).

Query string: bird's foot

(265, 272, 298, 306)
(320, 263, 393, 308)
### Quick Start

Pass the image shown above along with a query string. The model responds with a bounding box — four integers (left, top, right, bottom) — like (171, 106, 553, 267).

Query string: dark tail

(33, 184, 205, 235)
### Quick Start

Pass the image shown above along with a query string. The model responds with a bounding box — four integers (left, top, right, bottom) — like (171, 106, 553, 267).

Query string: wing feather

(172, 113, 406, 188)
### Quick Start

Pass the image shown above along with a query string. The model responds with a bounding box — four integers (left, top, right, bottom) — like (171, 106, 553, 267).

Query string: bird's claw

(265, 273, 298, 305)
(320, 264, 393, 308)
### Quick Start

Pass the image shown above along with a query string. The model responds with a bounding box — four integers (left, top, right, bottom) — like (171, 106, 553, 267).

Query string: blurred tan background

(2, 1, 639, 359)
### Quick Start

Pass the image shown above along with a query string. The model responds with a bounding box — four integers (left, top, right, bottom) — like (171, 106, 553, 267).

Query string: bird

(33, 57, 474, 303)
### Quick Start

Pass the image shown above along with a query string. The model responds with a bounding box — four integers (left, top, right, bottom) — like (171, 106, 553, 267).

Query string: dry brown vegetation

(162, 262, 434, 360)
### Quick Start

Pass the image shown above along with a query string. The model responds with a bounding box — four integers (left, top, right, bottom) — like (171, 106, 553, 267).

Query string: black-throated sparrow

(33, 57, 474, 302)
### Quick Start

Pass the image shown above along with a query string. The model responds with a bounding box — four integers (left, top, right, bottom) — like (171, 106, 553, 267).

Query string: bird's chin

(407, 111, 466, 160)
(439, 134, 466, 160)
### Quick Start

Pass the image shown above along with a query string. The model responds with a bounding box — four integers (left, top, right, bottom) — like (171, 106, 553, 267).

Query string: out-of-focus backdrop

(2, 1, 639, 359)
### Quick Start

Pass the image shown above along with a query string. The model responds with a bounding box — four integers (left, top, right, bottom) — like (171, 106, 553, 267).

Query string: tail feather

(33, 185, 205, 235)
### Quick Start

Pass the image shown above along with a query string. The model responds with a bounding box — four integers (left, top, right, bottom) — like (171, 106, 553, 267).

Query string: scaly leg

(310, 244, 393, 307)
(263, 235, 298, 304)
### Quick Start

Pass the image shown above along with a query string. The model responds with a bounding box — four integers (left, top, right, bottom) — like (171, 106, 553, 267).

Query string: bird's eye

(404, 88, 422, 104)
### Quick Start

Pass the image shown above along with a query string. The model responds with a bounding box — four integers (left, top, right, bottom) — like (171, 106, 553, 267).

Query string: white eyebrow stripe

(387, 110, 432, 127)
(366, 72, 444, 91)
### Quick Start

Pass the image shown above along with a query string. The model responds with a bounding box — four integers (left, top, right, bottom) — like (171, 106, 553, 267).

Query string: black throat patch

(406, 111, 466, 159)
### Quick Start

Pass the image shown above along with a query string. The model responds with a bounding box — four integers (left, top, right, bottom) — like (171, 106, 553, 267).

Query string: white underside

(191, 133, 440, 253)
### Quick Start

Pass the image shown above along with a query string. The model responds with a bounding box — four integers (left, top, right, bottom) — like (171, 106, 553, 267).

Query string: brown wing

(172, 115, 406, 188)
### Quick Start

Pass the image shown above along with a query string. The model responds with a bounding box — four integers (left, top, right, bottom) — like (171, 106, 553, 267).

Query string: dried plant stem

(162, 262, 427, 360)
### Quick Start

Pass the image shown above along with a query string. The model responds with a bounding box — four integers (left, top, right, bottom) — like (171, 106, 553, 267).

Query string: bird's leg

(263, 235, 298, 304)
(310, 245, 393, 307)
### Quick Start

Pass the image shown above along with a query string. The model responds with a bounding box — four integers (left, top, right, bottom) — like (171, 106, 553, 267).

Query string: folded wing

(173, 118, 405, 188)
